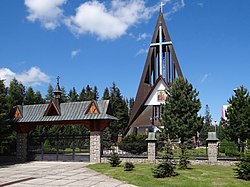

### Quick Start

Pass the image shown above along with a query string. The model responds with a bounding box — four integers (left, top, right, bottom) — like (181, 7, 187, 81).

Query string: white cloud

(24, 0, 66, 29)
(136, 48, 148, 56)
(137, 33, 151, 41)
(65, 0, 153, 40)
(165, 0, 185, 19)
(0, 67, 50, 86)
(71, 49, 81, 58)
(197, 2, 204, 8)
(24, 0, 186, 39)
(201, 73, 209, 83)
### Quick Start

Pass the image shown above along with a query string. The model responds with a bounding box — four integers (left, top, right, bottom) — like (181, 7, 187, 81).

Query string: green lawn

(88, 163, 250, 187)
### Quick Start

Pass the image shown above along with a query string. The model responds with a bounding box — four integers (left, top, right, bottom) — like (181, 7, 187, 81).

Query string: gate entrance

(28, 133, 90, 162)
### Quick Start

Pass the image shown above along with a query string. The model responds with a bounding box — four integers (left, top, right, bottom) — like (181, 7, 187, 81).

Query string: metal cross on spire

(56, 76, 60, 85)
(160, 0, 164, 13)
(150, 2, 172, 77)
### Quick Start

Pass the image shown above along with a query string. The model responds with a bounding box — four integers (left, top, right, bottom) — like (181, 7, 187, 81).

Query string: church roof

(12, 100, 117, 124)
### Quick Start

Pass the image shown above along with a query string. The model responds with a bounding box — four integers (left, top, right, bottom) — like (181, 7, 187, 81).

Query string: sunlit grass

(88, 163, 250, 187)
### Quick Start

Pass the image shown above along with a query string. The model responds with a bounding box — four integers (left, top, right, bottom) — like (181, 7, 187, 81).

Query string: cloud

(65, 0, 153, 40)
(201, 73, 209, 83)
(197, 2, 204, 8)
(165, 0, 185, 19)
(136, 48, 148, 56)
(137, 33, 151, 41)
(24, 0, 186, 40)
(24, 0, 66, 29)
(0, 67, 50, 86)
(71, 49, 81, 58)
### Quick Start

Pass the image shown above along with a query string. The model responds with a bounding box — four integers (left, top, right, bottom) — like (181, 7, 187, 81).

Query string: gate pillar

(90, 131, 102, 163)
(16, 133, 28, 162)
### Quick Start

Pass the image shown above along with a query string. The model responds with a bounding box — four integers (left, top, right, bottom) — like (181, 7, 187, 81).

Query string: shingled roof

(12, 100, 117, 124)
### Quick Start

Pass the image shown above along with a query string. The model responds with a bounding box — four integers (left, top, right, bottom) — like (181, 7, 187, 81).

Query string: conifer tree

(161, 77, 202, 146)
(25, 87, 35, 104)
(93, 86, 99, 100)
(45, 84, 53, 101)
(60, 86, 68, 102)
(34, 90, 44, 104)
(7, 78, 25, 109)
(104, 83, 129, 143)
(68, 87, 78, 102)
(79, 87, 86, 101)
(102, 87, 110, 100)
(225, 86, 250, 143)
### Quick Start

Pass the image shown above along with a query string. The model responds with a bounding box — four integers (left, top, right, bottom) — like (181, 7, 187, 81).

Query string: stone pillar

(90, 131, 102, 163)
(206, 132, 219, 165)
(147, 142, 156, 163)
(16, 133, 28, 162)
(207, 141, 218, 164)
(146, 132, 157, 163)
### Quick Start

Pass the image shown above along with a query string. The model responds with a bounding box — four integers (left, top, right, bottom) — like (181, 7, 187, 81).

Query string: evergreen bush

(124, 162, 134, 171)
(234, 154, 250, 180)
(118, 134, 147, 155)
(152, 142, 177, 178)
(108, 152, 121, 167)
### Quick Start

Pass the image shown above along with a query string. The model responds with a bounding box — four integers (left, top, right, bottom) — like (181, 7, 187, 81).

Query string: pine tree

(45, 84, 53, 101)
(104, 83, 129, 143)
(226, 86, 250, 143)
(128, 97, 135, 116)
(86, 85, 94, 101)
(0, 80, 16, 154)
(79, 87, 86, 101)
(68, 87, 78, 102)
(199, 105, 214, 145)
(61, 86, 68, 102)
(25, 87, 35, 105)
(34, 90, 44, 104)
(7, 78, 25, 109)
(93, 86, 99, 100)
(102, 87, 110, 100)
(161, 77, 202, 147)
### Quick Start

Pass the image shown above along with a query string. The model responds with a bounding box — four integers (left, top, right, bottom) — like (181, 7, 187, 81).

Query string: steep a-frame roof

(127, 11, 183, 132)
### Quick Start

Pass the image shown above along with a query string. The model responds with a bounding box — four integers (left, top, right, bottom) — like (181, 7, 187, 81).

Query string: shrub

(152, 142, 177, 178)
(108, 152, 121, 167)
(124, 162, 134, 171)
(118, 134, 147, 155)
(234, 154, 250, 180)
(219, 139, 240, 156)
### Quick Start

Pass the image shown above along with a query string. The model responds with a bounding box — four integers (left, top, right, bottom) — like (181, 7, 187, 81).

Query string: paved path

(0, 161, 137, 187)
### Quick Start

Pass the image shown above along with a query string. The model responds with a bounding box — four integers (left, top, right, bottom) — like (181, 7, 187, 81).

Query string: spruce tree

(68, 87, 78, 102)
(226, 86, 250, 143)
(102, 87, 110, 100)
(25, 87, 35, 104)
(45, 84, 53, 101)
(7, 78, 25, 109)
(79, 87, 86, 101)
(34, 90, 44, 104)
(161, 77, 202, 157)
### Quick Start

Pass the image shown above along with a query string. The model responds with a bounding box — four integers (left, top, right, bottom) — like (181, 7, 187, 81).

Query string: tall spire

(126, 3, 183, 134)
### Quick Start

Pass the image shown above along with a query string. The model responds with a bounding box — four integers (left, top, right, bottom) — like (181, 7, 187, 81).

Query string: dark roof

(14, 100, 117, 123)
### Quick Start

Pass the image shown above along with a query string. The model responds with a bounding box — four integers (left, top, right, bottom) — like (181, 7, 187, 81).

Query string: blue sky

(0, 0, 250, 123)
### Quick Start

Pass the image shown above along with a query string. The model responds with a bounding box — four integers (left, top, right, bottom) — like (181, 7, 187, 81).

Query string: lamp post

(214, 120, 217, 133)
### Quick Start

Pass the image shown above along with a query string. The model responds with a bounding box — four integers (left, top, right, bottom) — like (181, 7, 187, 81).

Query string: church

(126, 4, 183, 135)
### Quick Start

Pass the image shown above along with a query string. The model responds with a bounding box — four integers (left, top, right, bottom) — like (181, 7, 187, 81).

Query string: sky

(0, 0, 250, 123)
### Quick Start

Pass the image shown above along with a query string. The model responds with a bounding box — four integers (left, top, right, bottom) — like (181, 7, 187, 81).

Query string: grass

(88, 163, 250, 187)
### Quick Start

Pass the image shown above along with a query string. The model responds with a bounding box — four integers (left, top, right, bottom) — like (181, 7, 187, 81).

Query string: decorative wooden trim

(44, 100, 60, 116)
(85, 101, 100, 114)
(14, 107, 22, 118)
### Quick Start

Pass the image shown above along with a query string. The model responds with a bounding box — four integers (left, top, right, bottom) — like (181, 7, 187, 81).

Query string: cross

(150, 27, 172, 76)
(56, 76, 60, 85)
(160, 0, 164, 13)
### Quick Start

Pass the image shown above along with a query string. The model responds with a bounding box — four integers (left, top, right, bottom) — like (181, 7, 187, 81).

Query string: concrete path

(0, 161, 137, 187)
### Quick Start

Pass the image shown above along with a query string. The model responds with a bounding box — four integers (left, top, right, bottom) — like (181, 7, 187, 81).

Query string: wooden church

(126, 4, 183, 134)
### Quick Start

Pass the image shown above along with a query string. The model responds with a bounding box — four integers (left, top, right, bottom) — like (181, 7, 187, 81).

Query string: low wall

(101, 156, 148, 164)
